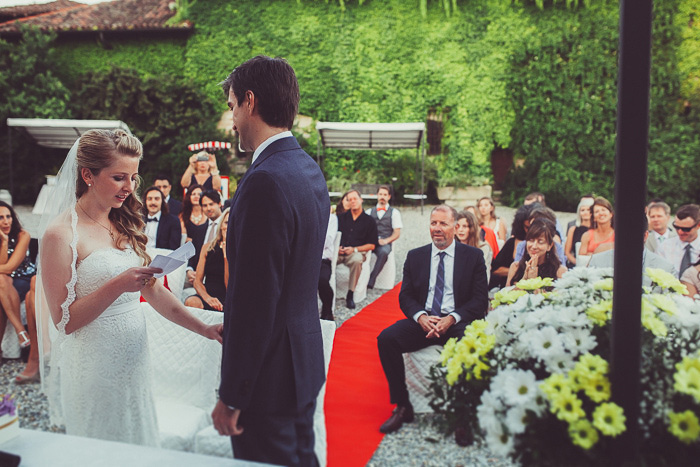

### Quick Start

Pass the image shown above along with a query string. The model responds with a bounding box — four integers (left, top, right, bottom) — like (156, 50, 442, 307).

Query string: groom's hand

(212, 400, 244, 437)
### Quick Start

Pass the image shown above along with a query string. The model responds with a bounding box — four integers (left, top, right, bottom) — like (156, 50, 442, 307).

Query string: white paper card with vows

(149, 242, 196, 278)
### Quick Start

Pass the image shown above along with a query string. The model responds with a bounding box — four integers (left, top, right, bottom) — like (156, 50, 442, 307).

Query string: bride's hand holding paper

(117, 267, 164, 292)
(148, 242, 195, 278)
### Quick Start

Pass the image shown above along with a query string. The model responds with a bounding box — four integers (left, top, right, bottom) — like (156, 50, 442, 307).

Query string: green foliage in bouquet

(429, 267, 700, 465)
(428, 320, 496, 439)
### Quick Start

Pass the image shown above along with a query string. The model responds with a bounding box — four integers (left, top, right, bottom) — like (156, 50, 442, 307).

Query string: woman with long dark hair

(179, 184, 208, 272)
(456, 210, 493, 281)
(488, 203, 538, 289)
(507, 218, 567, 287)
(186, 208, 230, 311)
(0, 200, 35, 351)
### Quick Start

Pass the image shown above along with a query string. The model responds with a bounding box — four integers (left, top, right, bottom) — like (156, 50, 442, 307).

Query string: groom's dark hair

(220, 55, 299, 130)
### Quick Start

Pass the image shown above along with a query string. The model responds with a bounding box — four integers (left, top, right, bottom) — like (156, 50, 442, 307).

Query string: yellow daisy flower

(445, 358, 462, 386)
(551, 391, 585, 423)
(582, 374, 611, 403)
(592, 278, 614, 291)
(491, 289, 527, 308)
(516, 277, 554, 291)
(586, 300, 612, 326)
(674, 367, 700, 402)
(540, 373, 571, 399)
(576, 353, 609, 377)
(646, 268, 689, 294)
(592, 402, 626, 437)
(648, 293, 677, 315)
(441, 338, 457, 365)
(676, 355, 700, 373)
(668, 410, 700, 444)
(569, 419, 599, 450)
(640, 302, 668, 337)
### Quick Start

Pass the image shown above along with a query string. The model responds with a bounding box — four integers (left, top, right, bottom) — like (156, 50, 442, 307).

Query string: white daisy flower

(484, 423, 515, 457)
(560, 327, 597, 354)
(525, 326, 565, 362)
(501, 369, 538, 406)
(505, 405, 529, 435)
(477, 399, 501, 434)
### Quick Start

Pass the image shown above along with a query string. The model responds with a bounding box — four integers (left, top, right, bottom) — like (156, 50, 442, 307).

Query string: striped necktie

(431, 252, 446, 316)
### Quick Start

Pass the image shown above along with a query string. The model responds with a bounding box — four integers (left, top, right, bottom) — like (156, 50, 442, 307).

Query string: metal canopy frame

(316, 122, 427, 212)
(6, 118, 132, 198)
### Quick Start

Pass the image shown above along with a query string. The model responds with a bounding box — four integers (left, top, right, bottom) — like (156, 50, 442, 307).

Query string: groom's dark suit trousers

(378, 318, 468, 406)
(231, 400, 318, 467)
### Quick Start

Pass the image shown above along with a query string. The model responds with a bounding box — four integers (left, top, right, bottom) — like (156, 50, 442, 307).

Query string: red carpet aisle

(325, 284, 405, 467)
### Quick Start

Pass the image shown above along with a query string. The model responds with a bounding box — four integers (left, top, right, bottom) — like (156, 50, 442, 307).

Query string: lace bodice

(54, 244, 159, 446)
(76, 247, 142, 306)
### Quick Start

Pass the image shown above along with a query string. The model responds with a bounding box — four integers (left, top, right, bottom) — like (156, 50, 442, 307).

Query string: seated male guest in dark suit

(211, 56, 329, 467)
(143, 186, 181, 250)
(377, 205, 488, 434)
(201, 189, 223, 246)
(337, 189, 378, 309)
(154, 174, 182, 217)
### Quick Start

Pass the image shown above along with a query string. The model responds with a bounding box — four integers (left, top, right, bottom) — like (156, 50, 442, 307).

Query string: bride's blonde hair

(76, 129, 150, 265)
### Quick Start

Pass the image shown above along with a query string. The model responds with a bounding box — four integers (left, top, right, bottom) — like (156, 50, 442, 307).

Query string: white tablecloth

(1, 429, 274, 466)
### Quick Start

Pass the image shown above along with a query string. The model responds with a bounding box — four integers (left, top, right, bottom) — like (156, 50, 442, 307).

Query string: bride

(36, 129, 222, 446)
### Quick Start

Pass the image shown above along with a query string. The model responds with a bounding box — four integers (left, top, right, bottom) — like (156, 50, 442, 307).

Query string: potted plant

(429, 268, 700, 465)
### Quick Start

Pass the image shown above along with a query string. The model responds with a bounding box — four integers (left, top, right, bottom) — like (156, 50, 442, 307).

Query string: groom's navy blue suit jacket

(220, 136, 330, 415)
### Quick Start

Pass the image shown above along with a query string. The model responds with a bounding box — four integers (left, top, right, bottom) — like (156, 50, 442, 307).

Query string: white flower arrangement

(429, 267, 700, 465)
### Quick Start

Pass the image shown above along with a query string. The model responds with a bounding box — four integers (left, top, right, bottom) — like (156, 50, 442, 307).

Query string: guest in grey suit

(645, 201, 676, 253)
(589, 215, 677, 286)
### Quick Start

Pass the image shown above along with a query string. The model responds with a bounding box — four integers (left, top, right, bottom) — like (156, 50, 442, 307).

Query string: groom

(211, 56, 330, 467)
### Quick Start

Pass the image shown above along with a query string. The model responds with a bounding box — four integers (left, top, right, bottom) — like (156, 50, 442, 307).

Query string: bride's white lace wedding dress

(54, 245, 159, 446)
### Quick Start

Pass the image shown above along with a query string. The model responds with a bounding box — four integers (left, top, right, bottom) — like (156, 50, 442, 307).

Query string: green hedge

(51, 35, 187, 86)
(69, 67, 227, 196)
(4, 0, 700, 209)
(0, 26, 73, 203)
(502, 0, 700, 210)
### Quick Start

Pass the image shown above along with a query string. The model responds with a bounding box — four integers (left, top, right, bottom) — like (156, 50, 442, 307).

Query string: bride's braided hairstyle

(75, 129, 150, 265)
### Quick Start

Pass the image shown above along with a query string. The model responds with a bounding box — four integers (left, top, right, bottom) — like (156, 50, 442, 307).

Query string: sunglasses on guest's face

(673, 223, 699, 233)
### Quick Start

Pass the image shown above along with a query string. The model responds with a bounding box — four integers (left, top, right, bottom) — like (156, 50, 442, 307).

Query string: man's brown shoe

(379, 405, 414, 434)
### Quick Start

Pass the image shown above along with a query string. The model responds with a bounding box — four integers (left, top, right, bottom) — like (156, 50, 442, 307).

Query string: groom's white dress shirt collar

(251, 131, 293, 164)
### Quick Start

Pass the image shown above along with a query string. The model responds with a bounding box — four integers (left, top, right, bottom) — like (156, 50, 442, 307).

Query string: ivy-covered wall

(4, 0, 700, 209)
(183, 0, 518, 192)
(51, 34, 188, 86)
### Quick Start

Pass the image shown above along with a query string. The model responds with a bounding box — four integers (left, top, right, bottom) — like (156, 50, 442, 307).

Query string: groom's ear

(246, 90, 256, 114)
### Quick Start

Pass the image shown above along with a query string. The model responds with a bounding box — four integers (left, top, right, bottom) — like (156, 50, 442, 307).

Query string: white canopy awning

(316, 122, 425, 149)
(316, 121, 427, 211)
(7, 118, 132, 149)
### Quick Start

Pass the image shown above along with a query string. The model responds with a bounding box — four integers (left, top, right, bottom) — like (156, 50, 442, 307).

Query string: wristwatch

(354, 247, 358, 253)
(211, 170, 220, 175)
